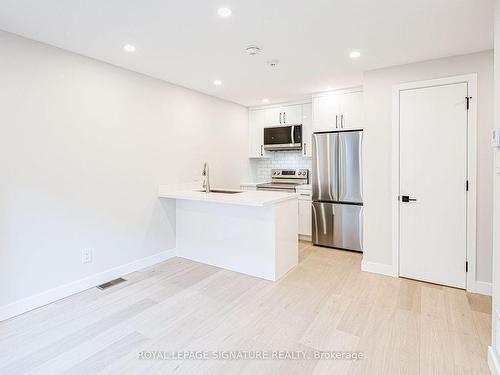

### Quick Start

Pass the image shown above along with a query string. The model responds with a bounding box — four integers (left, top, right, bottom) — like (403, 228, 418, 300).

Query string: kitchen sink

(196, 189, 243, 194)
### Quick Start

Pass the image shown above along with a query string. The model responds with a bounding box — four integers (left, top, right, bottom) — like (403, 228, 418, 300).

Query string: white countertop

(240, 181, 268, 187)
(158, 186, 298, 207)
(296, 184, 312, 190)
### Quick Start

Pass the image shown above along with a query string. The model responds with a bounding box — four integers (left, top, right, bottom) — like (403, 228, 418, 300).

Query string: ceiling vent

(245, 45, 262, 56)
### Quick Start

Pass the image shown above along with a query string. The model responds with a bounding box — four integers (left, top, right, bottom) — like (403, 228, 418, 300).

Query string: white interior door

(399, 82, 468, 289)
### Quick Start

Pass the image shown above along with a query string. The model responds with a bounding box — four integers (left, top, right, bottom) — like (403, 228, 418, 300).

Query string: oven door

(264, 125, 302, 150)
(257, 183, 297, 193)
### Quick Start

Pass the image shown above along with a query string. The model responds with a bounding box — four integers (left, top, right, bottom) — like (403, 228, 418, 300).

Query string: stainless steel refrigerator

(312, 130, 363, 251)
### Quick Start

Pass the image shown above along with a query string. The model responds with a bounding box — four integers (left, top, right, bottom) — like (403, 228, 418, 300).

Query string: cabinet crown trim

(312, 86, 363, 98)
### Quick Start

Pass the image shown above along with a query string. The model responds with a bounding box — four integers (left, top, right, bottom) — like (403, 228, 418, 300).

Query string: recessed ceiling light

(217, 7, 232, 17)
(123, 44, 136, 53)
(349, 50, 361, 59)
(262, 98, 269, 104)
(246, 45, 262, 56)
(213, 80, 222, 86)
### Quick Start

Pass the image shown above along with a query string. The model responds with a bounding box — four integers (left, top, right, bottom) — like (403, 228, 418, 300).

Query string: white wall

(0, 31, 250, 317)
(363, 50, 494, 284)
(489, 0, 500, 370)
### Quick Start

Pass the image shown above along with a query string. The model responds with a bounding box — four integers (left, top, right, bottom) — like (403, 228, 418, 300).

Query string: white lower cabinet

(298, 191, 312, 239)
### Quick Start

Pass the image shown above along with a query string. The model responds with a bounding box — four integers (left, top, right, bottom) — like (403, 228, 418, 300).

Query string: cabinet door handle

(260, 144, 263, 156)
(283, 112, 286, 124)
(304, 143, 306, 155)
(341, 114, 344, 128)
(279, 113, 282, 124)
(336, 115, 338, 128)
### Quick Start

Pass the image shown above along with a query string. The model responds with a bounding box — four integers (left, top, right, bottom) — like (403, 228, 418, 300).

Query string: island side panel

(175, 200, 277, 280)
(274, 198, 299, 280)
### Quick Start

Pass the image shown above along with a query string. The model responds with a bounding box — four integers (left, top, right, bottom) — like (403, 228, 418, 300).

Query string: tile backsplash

(251, 151, 312, 182)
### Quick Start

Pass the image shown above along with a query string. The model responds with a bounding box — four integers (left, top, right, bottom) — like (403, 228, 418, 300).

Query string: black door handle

(401, 195, 417, 202)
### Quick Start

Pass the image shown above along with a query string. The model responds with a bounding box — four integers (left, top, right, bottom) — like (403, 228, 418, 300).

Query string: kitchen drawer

(298, 192, 312, 200)
(240, 185, 257, 191)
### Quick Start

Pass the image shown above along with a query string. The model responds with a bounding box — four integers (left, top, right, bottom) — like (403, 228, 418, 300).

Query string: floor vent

(97, 277, 126, 290)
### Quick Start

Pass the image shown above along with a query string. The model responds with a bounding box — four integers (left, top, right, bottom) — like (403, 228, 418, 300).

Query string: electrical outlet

(82, 249, 92, 264)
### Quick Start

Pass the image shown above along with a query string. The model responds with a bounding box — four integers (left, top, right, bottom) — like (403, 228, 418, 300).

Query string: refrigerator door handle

(338, 136, 344, 199)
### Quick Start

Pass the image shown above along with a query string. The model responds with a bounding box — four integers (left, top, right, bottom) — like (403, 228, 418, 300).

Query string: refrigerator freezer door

(312, 202, 363, 251)
(332, 203, 363, 251)
(312, 133, 339, 202)
(312, 202, 334, 247)
(338, 131, 363, 204)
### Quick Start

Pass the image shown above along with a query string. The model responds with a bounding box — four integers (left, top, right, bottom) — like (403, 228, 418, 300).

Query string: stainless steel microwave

(264, 125, 302, 151)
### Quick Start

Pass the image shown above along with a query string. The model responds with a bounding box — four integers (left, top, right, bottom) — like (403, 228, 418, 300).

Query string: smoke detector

(245, 45, 262, 56)
(267, 59, 279, 68)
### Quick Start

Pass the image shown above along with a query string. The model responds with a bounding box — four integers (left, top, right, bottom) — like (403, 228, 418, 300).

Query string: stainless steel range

(257, 169, 309, 192)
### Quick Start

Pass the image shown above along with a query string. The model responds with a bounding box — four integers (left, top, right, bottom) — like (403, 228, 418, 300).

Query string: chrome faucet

(202, 162, 210, 193)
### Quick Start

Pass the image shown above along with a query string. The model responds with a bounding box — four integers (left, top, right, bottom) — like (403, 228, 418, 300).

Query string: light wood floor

(0, 242, 492, 375)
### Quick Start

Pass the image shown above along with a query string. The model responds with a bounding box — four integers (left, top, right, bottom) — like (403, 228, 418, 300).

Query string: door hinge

(465, 96, 472, 110)
(466, 261, 469, 273)
(466, 180, 469, 191)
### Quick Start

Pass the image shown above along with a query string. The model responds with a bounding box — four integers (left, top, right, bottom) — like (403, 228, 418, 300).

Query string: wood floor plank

(467, 292, 493, 314)
(0, 243, 491, 375)
(0, 299, 156, 374)
(472, 311, 493, 350)
(300, 293, 352, 350)
(61, 332, 147, 375)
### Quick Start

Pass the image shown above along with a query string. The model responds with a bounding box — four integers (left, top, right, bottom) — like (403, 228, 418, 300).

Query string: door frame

(391, 74, 477, 291)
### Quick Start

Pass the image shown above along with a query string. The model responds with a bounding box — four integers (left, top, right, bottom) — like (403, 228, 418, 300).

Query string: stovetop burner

(256, 169, 309, 192)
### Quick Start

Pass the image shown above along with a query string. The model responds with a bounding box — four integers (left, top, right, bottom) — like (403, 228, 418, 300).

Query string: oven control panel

(271, 169, 309, 178)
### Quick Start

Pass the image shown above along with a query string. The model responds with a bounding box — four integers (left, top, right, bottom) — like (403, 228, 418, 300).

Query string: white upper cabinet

(280, 104, 303, 125)
(312, 94, 341, 132)
(301, 103, 312, 157)
(339, 91, 363, 129)
(312, 88, 363, 132)
(263, 104, 303, 126)
(248, 109, 267, 158)
(248, 102, 311, 158)
(264, 107, 283, 126)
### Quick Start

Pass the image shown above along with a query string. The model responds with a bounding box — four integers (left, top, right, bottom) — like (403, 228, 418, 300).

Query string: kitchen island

(158, 186, 299, 281)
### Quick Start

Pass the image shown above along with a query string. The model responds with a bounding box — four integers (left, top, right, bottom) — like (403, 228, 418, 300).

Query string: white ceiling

(0, 0, 494, 107)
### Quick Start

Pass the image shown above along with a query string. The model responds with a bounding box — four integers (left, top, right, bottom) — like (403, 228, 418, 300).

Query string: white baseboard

(299, 234, 312, 242)
(360, 260, 492, 296)
(467, 280, 492, 296)
(489, 346, 500, 375)
(0, 249, 176, 322)
(361, 260, 396, 277)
